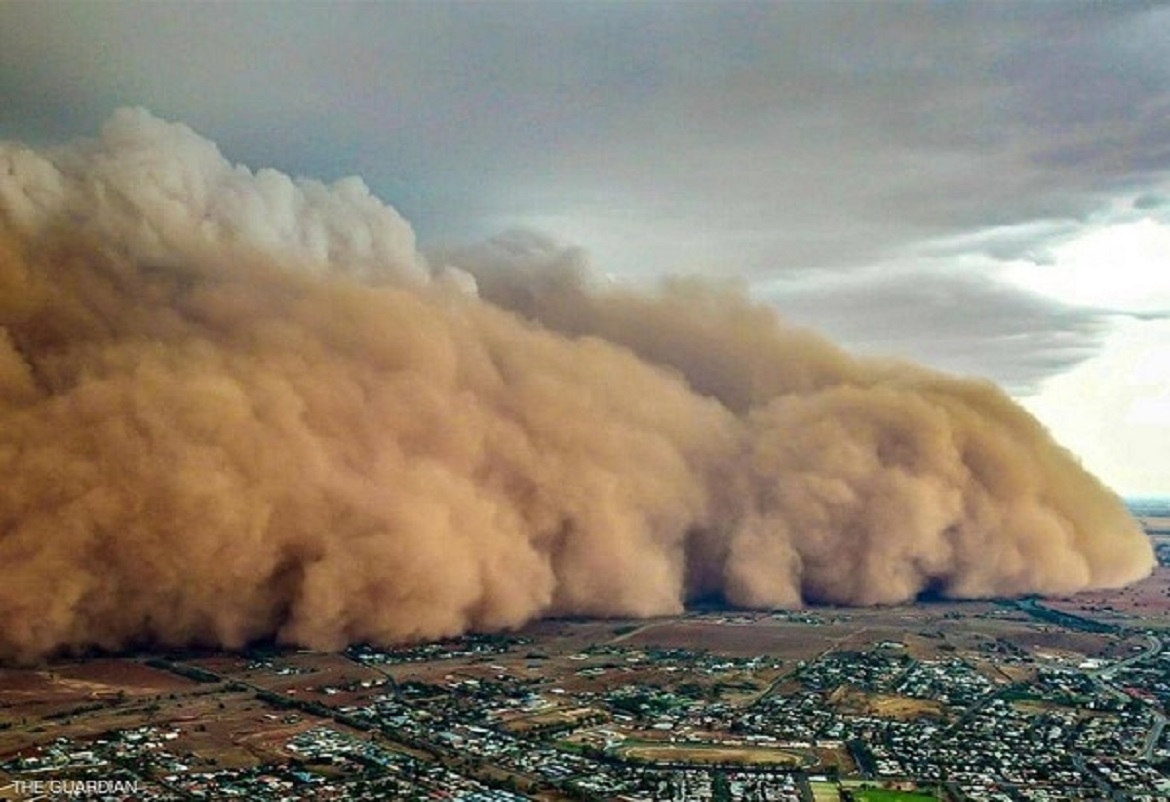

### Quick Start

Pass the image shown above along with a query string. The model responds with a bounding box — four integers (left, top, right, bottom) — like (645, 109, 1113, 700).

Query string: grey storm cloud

(2, 1, 1168, 264)
(1134, 193, 1169, 211)
(760, 268, 1111, 396)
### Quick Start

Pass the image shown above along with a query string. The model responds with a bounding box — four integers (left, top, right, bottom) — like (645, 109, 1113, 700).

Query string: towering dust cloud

(0, 109, 1153, 662)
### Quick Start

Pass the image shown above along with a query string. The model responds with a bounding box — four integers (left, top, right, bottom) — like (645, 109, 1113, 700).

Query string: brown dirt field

(828, 687, 944, 721)
(994, 663, 1034, 682)
(379, 654, 515, 687)
(605, 603, 1029, 662)
(0, 670, 70, 704)
(0, 660, 195, 706)
(962, 655, 1033, 684)
(932, 616, 1033, 639)
(621, 618, 847, 660)
(523, 619, 657, 653)
(575, 665, 685, 692)
(927, 615, 1124, 659)
(0, 686, 242, 759)
(499, 706, 602, 734)
(0, 659, 211, 755)
(870, 695, 943, 719)
(525, 603, 1015, 662)
(56, 660, 196, 690)
(618, 741, 806, 766)
(148, 693, 289, 769)
(117, 688, 386, 772)
(993, 629, 1118, 659)
(185, 654, 252, 675)
(1046, 565, 1170, 621)
(206, 653, 387, 699)
(1009, 699, 1084, 717)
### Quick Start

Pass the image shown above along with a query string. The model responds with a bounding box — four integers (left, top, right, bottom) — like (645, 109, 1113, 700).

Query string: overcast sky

(2, 0, 1168, 496)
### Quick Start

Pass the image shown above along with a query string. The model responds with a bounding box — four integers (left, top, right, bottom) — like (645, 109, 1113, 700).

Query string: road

(1095, 633, 1162, 679)
(1092, 633, 1166, 762)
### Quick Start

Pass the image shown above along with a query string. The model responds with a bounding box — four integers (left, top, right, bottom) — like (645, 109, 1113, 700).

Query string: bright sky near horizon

(1, 1, 1167, 496)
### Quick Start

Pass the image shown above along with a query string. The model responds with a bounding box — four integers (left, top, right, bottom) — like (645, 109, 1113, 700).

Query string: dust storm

(0, 110, 1152, 662)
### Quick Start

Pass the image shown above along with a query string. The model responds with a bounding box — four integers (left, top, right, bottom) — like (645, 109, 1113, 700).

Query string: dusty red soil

(1047, 563, 1170, 620)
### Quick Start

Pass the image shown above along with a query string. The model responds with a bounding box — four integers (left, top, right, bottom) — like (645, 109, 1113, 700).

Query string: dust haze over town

(0, 107, 1155, 663)
(1, 3, 1170, 800)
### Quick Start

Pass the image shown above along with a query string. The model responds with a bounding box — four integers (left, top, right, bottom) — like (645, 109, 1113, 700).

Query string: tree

(712, 771, 732, 802)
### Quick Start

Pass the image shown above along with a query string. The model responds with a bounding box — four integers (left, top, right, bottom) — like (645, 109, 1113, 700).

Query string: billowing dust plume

(0, 109, 1153, 662)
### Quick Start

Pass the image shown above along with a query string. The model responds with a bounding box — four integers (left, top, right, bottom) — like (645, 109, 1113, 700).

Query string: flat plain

(2, 533, 1169, 800)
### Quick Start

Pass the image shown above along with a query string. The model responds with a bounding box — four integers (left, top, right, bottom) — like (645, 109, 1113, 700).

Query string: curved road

(1093, 633, 1165, 761)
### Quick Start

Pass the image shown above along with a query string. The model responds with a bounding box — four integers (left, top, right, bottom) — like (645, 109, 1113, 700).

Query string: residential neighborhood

(4, 583, 1170, 800)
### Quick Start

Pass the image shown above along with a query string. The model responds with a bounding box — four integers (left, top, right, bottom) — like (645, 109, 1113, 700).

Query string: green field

(850, 789, 937, 802)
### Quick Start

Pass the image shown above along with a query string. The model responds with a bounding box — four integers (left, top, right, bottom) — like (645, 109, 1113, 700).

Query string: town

(3, 534, 1170, 801)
